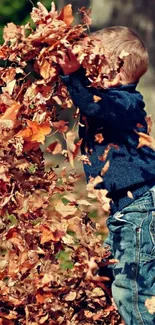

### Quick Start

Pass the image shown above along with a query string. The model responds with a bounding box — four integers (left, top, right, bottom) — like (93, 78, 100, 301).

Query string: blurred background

(0, 0, 155, 130)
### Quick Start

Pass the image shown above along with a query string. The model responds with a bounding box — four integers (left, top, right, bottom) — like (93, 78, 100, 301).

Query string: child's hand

(58, 49, 81, 75)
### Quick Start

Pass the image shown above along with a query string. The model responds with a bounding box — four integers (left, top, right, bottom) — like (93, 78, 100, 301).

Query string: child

(59, 26, 155, 325)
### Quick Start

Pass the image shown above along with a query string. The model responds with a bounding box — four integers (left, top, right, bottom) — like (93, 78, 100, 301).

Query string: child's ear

(107, 73, 122, 88)
(119, 68, 129, 84)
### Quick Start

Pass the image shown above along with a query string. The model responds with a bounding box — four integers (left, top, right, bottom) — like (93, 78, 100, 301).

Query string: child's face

(103, 47, 130, 87)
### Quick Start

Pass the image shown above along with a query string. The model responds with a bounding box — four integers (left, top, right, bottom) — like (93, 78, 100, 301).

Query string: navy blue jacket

(61, 68, 155, 213)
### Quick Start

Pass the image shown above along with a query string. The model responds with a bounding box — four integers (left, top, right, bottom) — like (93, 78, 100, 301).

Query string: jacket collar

(108, 83, 138, 92)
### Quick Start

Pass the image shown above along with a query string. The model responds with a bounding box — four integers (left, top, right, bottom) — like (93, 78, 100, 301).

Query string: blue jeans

(105, 186, 155, 325)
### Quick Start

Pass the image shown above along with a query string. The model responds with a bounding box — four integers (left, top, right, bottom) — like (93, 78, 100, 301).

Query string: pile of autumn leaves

(0, 2, 122, 325)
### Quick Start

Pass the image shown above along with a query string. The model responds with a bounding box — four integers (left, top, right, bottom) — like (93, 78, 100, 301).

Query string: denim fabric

(105, 187, 155, 325)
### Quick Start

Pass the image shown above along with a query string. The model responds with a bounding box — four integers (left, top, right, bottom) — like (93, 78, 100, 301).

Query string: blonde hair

(91, 26, 149, 83)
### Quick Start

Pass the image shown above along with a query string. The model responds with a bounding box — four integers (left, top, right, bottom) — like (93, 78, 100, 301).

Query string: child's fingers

(67, 48, 77, 61)
(57, 54, 69, 66)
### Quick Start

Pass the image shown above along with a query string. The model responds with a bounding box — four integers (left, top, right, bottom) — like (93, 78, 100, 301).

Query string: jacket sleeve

(61, 70, 146, 128)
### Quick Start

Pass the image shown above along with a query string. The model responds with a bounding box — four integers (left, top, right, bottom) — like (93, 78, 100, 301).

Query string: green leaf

(60, 261, 74, 270)
(30, 104, 35, 109)
(56, 250, 74, 270)
(7, 213, 18, 226)
(32, 218, 42, 225)
(61, 197, 70, 205)
(28, 163, 37, 174)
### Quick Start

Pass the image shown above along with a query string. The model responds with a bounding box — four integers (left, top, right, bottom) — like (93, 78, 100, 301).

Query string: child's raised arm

(61, 71, 146, 129)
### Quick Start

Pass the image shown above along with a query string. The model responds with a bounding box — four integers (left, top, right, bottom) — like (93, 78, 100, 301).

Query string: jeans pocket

(140, 210, 155, 262)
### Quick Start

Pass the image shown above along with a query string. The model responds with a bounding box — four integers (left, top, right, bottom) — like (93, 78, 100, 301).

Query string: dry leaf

(101, 161, 110, 176)
(1, 102, 21, 121)
(52, 120, 68, 133)
(46, 141, 62, 154)
(145, 115, 153, 134)
(40, 224, 65, 244)
(145, 296, 155, 314)
(58, 4, 74, 26)
(95, 133, 104, 143)
(65, 291, 76, 301)
(55, 200, 77, 218)
(16, 120, 51, 144)
(127, 191, 134, 199)
(93, 95, 102, 103)
(137, 132, 155, 150)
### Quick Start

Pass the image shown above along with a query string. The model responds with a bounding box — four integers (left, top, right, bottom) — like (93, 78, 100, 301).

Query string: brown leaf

(78, 7, 92, 26)
(99, 144, 119, 161)
(6, 228, 25, 252)
(52, 120, 68, 133)
(0, 311, 17, 320)
(40, 224, 65, 244)
(46, 141, 62, 154)
(40, 60, 57, 80)
(36, 292, 52, 304)
(95, 133, 104, 143)
(65, 291, 76, 301)
(145, 115, 153, 134)
(66, 131, 82, 167)
(55, 200, 77, 218)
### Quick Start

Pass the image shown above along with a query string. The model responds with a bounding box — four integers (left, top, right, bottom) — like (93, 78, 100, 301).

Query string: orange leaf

(36, 291, 52, 304)
(93, 95, 102, 103)
(99, 144, 119, 161)
(101, 160, 110, 176)
(95, 133, 104, 143)
(58, 4, 74, 26)
(39, 225, 65, 244)
(16, 120, 51, 144)
(1, 102, 21, 121)
(136, 132, 155, 150)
